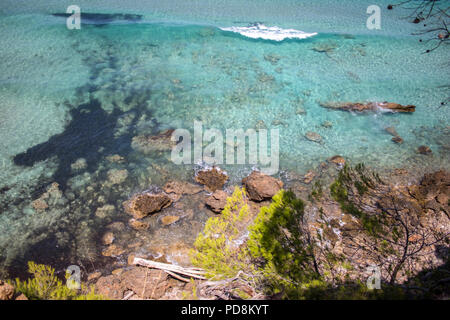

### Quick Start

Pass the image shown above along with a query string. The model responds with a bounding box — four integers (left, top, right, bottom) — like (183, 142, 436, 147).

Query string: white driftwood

(132, 257, 207, 280)
(122, 291, 135, 300)
(163, 270, 191, 282)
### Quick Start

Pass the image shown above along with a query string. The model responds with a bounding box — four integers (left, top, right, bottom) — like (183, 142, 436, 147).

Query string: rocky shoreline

(1, 156, 448, 300)
(78, 161, 450, 299)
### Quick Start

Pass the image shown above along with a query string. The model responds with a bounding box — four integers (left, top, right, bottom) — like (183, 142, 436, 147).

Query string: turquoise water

(0, 1, 449, 277)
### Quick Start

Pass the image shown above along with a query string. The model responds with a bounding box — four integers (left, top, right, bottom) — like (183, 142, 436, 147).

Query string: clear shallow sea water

(0, 1, 449, 277)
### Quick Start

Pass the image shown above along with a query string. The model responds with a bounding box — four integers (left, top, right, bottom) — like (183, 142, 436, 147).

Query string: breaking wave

(220, 23, 317, 41)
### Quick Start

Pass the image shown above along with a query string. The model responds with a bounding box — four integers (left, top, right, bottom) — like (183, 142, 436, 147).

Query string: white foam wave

(220, 23, 317, 41)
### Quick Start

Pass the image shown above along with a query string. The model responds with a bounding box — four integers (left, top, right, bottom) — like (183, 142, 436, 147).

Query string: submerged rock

(106, 154, 125, 163)
(385, 127, 404, 144)
(128, 218, 149, 231)
(71, 158, 87, 171)
(417, 145, 432, 155)
(320, 101, 416, 113)
(160, 215, 180, 226)
(107, 169, 128, 185)
(305, 131, 323, 143)
(95, 204, 115, 218)
(163, 180, 203, 202)
(242, 171, 283, 201)
(32, 198, 48, 212)
(392, 136, 404, 144)
(264, 54, 281, 65)
(321, 121, 333, 128)
(195, 167, 228, 192)
(328, 155, 346, 167)
(101, 244, 125, 257)
(124, 192, 172, 219)
(205, 190, 229, 213)
(296, 107, 307, 115)
(255, 120, 267, 130)
(312, 41, 338, 53)
(102, 232, 115, 245)
(131, 129, 176, 154)
(385, 127, 399, 137)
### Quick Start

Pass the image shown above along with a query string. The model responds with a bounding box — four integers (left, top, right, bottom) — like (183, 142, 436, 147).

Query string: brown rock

(124, 192, 172, 219)
(95, 266, 178, 300)
(0, 280, 14, 300)
(320, 101, 415, 113)
(102, 232, 115, 245)
(205, 190, 229, 213)
(15, 293, 28, 300)
(160, 215, 180, 226)
(417, 145, 432, 155)
(95, 275, 124, 300)
(242, 171, 283, 201)
(303, 171, 316, 184)
(380, 102, 416, 113)
(111, 268, 123, 276)
(195, 167, 228, 192)
(128, 218, 150, 231)
(421, 170, 449, 187)
(87, 272, 102, 281)
(328, 155, 346, 167)
(437, 193, 448, 205)
(121, 267, 171, 300)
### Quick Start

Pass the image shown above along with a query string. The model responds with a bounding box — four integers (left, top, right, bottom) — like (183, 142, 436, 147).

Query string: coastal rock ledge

(242, 171, 283, 201)
(320, 101, 416, 113)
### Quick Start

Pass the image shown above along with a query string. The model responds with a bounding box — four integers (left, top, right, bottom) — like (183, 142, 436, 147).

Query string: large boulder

(0, 280, 15, 300)
(195, 167, 228, 192)
(320, 101, 415, 113)
(205, 190, 229, 213)
(242, 171, 283, 201)
(124, 192, 172, 219)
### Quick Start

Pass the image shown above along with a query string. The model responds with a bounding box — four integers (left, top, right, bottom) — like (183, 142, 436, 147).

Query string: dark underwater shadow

(13, 98, 134, 191)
